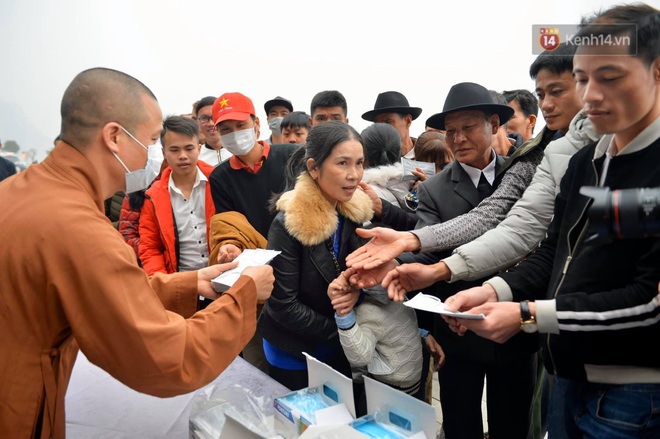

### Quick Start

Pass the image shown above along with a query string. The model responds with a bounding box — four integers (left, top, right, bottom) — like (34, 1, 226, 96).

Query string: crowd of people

(0, 3, 658, 439)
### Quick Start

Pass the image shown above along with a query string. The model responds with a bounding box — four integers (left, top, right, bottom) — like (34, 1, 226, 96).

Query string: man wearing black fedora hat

(392, 81, 538, 439)
(362, 91, 422, 158)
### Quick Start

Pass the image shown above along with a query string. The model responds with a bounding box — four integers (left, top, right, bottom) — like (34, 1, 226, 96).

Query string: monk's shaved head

(60, 67, 158, 147)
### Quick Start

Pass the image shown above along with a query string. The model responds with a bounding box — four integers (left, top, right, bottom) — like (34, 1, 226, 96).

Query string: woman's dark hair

(361, 123, 401, 168)
(414, 133, 454, 172)
(305, 120, 363, 172)
(415, 130, 444, 152)
(268, 121, 362, 213)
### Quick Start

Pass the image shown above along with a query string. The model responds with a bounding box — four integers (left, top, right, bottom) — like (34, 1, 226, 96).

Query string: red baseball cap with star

(212, 92, 256, 125)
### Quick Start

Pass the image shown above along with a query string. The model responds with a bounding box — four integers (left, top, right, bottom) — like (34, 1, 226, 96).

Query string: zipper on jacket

(562, 256, 572, 275)
(545, 158, 598, 376)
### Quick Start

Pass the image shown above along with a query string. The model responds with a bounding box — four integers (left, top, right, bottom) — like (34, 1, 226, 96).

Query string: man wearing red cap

(209, 92, 297, 371)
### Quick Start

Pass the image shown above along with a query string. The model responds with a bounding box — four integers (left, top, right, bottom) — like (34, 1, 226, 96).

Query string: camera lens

(581, 186, 660, 240)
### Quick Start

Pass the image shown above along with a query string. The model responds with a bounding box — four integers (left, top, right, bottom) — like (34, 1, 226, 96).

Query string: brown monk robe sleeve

(56, 212, 258, 397)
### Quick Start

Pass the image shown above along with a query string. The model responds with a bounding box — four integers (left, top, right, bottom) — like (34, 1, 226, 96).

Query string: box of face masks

(348, 376, 436, 439)
(273, 353, 357, 438)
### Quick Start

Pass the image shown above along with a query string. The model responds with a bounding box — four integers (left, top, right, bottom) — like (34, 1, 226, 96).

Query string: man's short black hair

(195, 96, 216, 116)
(529, 42, 576, 80)
(161, 115, 199, 145)
(310, 90, 347, 116)
(577, 3, 659, 67)
(503, 89, 539, 118)
(281, 111, 311, 131)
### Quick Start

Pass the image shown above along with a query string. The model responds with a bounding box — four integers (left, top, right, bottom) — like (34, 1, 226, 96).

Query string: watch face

(521, 322, 538, 334)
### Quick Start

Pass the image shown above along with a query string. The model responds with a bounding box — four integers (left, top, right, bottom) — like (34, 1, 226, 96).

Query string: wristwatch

(520, 300, 538, 333)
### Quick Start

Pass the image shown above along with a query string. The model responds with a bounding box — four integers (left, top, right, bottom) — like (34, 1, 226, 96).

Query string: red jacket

(139, 162, 216, 275)
(118, 194, 141, 258)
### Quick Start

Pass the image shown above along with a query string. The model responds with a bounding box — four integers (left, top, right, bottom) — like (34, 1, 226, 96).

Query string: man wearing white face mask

(263, 96, 293, 145)
(113, 126, 164, 193)
(209, 92, 297, 373)
(209, 92, 297, 239)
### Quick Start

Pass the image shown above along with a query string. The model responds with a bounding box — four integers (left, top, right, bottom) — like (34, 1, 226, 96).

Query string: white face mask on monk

(113, 126, 163, 193)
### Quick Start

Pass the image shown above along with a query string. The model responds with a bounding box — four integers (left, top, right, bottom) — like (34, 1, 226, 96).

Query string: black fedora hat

(425, 82, 514, 130)
(362, 91, 422, 122)
(264, 96, 293, 115)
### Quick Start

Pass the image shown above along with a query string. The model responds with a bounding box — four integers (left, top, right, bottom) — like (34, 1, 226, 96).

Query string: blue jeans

(548, 376, 660, 438)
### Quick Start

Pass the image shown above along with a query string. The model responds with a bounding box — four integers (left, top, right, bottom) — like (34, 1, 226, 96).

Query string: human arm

(345, 227, 420, 270)
(382, 262, 452, 299)
(411, 150, 541, 253)
(378, 198, 419, 231)
(442, 146, 561, 282)
(420, 330, 445, 370)
(137, 197, 168, 275)
(359, 181, 418, 232)
(62, 216, 261, 397)
(334, 303, 381, 368)
(208, 211, 268, 264)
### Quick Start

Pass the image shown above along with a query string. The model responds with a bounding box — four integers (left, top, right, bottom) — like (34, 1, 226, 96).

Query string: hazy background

(0, 0, 629, 162)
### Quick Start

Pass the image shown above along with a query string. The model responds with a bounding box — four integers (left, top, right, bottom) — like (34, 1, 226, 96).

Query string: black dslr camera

(580, 186, 660, 242)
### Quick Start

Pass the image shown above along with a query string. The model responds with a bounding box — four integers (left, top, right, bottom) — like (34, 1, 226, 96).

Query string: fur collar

(276, 173, 373, 246)
(361, 163, 404, 187)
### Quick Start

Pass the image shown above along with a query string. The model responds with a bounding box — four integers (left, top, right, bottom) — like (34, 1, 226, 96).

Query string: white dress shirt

(458, 148, 497, 188)
(168, 167, 209, 272)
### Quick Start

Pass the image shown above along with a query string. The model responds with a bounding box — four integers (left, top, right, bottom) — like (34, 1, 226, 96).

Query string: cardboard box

(348, 376, 436, 439)
(273, 353, 356, 438)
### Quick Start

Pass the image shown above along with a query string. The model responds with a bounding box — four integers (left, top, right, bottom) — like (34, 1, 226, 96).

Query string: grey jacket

(411, 128, 550, 253)
(444, 111, 600, 282)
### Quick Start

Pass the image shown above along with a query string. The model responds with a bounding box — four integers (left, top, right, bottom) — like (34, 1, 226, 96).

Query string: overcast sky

(0, 0, 628, 161)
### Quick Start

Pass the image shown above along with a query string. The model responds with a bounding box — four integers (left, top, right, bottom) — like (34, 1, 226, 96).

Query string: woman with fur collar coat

(258, 121, 373, 390)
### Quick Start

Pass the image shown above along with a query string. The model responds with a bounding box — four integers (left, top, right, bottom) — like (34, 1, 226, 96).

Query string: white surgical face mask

(268, 117, 283, 135)
(113, 126, 164, 193)
(220, 128, 257, 156)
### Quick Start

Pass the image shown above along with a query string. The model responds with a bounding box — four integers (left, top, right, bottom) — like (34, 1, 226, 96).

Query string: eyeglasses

(198, 115, 214, 124)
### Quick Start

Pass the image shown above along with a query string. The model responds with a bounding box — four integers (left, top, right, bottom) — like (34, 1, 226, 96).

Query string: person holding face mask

(208, 92, 298, 372)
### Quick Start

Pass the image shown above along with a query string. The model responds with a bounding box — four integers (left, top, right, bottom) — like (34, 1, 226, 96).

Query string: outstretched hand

(345, 228, 420, 270)
(382, 262, 448, 301)
(217, 243, 242, 263)
(345, 260, 399, 290)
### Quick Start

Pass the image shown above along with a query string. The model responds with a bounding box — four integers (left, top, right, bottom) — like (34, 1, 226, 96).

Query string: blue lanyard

(330, 215, 344, 259)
